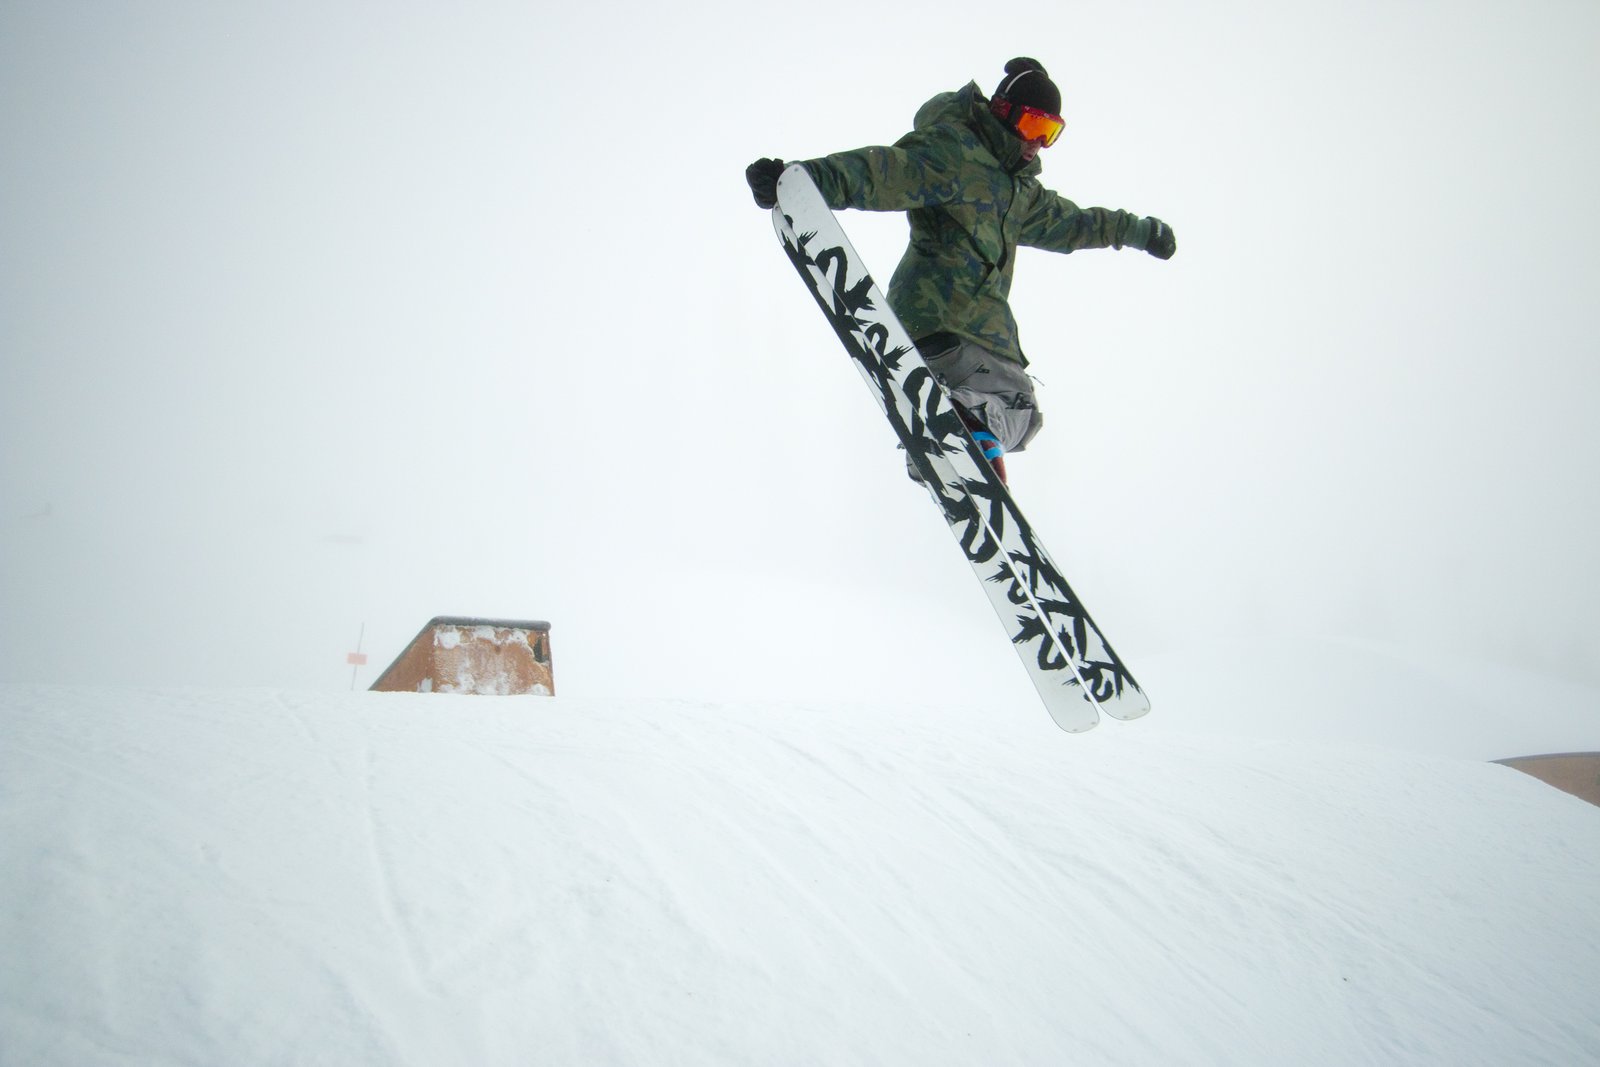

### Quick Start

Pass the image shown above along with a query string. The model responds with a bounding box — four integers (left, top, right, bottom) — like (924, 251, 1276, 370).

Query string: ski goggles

(997, 101, 1066, 148)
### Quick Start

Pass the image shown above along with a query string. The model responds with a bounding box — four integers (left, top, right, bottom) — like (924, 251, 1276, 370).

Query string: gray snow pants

(915, 333, 1043, 454)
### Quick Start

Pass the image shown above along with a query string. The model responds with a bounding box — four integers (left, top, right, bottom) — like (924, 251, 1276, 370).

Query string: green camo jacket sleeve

(799, 130, 966, 212)
(1016, 184, 1147, 253)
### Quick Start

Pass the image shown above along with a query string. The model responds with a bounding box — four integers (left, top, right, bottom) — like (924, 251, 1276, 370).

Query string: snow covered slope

(3, 685, 1598, 1066)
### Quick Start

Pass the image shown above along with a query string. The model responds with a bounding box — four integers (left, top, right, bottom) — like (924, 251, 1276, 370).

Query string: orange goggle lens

(1012, 105, 1065, 148)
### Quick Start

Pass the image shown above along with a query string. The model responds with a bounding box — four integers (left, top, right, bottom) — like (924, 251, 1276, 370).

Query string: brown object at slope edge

(1494, 753, 1600, 807)
(370, 616, 553, 696)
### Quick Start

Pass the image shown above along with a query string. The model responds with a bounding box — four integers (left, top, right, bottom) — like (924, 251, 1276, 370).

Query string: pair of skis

(770, 165, 1148, 732)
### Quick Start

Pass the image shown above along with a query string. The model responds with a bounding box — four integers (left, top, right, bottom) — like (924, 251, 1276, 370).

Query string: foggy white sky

(3, 1, 1598, 711)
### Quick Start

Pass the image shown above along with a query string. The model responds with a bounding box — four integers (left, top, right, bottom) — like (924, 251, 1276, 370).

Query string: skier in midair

(747, 57, 1175, 485)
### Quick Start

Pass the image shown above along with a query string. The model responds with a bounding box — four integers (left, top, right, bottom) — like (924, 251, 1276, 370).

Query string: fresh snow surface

(3, 683, 1598, 1066)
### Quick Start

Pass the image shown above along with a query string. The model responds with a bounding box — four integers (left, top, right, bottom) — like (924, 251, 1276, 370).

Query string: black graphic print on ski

(780, 227, 1005, 566)
(771, 165, 1149, 728)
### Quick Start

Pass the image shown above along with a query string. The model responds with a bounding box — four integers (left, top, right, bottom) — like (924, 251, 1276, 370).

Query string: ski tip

(1043, 685, 1149, 733)
(1038, 687, 1100, 733)
(1096, 687, 1152, 722)
(1046, 679, 1150, 730)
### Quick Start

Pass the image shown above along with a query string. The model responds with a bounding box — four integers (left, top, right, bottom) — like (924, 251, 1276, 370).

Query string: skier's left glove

(745, 158, 785, 209)
(1143, 217, 1177, 260)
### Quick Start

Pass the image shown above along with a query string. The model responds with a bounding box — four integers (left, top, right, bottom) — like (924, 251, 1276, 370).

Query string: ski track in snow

(1, 683, 1598, 1066)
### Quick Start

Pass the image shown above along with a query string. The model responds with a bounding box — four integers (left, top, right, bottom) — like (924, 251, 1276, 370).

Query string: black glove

(745, 158, 785, 209)
(1144, 217, 1176, 260)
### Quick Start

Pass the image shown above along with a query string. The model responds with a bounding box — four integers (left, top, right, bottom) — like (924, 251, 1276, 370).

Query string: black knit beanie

(993, 57, 1061, 114)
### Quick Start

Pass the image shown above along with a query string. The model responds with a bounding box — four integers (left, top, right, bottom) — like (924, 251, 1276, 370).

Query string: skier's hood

(913, 81, 1041, 177)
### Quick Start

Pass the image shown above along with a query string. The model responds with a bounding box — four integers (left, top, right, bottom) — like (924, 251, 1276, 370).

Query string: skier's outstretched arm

(796, 138, 962, 213)
(747, 132, 963, 214)
(1019, 187, 1176, 260)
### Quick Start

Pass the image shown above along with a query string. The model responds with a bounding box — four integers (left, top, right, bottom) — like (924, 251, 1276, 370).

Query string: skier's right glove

(1143, 217, 1177, 260)
(745, 158, 785, 209)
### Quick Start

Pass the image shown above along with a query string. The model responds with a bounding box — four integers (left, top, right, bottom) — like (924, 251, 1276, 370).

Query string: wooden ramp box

(370, 616, 553, 695)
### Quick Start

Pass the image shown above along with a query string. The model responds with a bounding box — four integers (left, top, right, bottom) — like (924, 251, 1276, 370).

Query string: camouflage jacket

(800, 82, 1154, 367)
